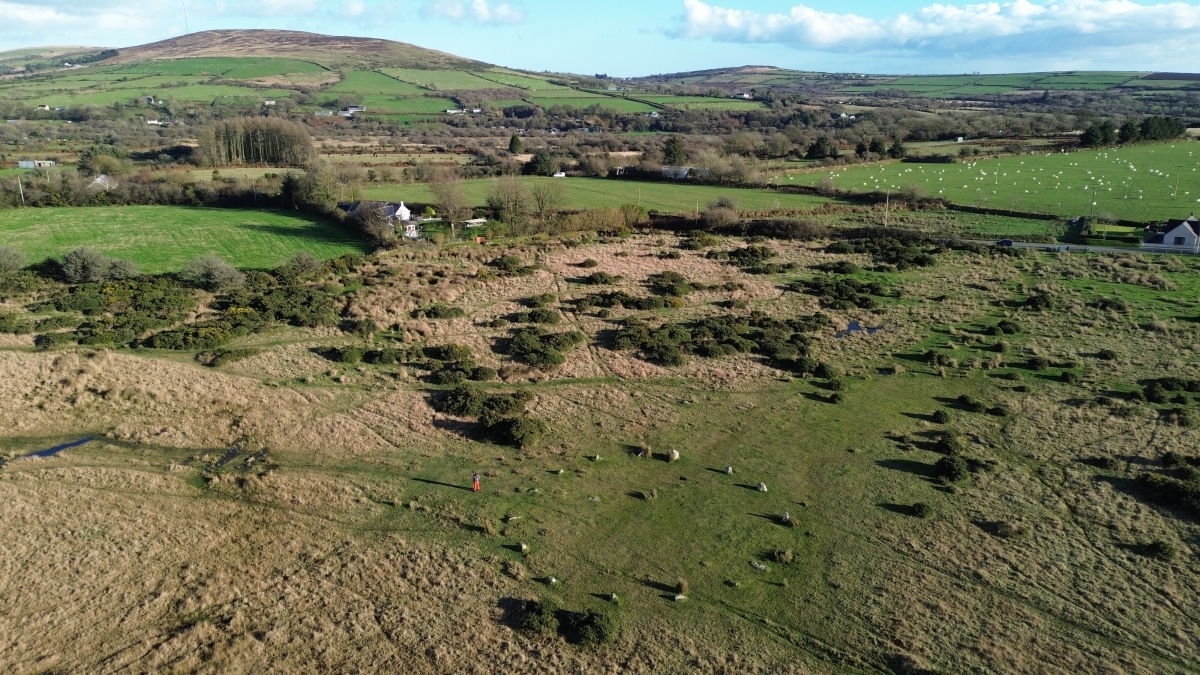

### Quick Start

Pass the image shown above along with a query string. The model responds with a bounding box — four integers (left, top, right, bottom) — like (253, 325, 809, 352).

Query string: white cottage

(1144, 214, 1200, 252)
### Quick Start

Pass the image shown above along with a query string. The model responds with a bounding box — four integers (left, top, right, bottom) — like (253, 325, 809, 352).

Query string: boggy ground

(3, 232, 1200, 674)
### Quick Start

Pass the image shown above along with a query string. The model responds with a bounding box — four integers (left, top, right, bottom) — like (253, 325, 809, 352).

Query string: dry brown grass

(7, 232, 1200, 673)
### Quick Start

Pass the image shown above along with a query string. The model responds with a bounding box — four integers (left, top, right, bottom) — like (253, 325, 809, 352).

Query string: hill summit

(108, 29, 485, 70)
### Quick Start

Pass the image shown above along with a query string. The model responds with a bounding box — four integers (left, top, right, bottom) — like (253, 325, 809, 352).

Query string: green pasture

(221, 58, 327, 79)
(356, 95, 459, 114)
(641, 95, 768, 111)
(6, 82, 295, 107)
(389, 373, 998, 669)
(328, 70, 429, 96)
(362, 176, 833, 213)
(0, 206, 368, 273)
(784, 141, 1200, 223)
(530, 96, 655, 113)
(476, 69, 567, 89)
(108, 58, 256, 76)
(530, 89, 605, 99)
(380, 68, 500, 91)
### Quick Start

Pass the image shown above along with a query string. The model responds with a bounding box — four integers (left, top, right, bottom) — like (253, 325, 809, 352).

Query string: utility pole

(883, 189, 890, 227)
(16, 176, 24, 205)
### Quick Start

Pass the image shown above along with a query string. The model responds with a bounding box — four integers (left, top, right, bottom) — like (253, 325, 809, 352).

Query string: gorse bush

(612, 311, 829, 368)
(525, 293, 557, 308)
(680, 230, 720, 249)
(825, 235, 943, 270)
(435, 385, 548, 448)
(491, 255, 536, 277)
(567, 609, 620, 648)
(934, 456, 970, 483)
(576, 291, 667, 311)
(792, 276, 887, 310)
(518, 599, 560, 635)
(149, 273, 336, 350)
(414, 304, 466, 319)
(582, 272, 621, 285)
(646, 271, 696, 297)
(505, 327, 586, 368)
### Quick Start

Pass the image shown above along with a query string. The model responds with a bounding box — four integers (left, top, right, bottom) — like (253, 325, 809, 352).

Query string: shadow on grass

(496, 597, 526, 628)
(749, 513, 791, 527)
(901, 412, 938, 423)
(705, 467, 732, 476)
(736, 483, 766, 492)
(879, 502, 916, 516)
(641, 578, 676, 593)
(876, 458, 935, 480)
(235, 220, 371, 252)
(410, 477, 473, 492)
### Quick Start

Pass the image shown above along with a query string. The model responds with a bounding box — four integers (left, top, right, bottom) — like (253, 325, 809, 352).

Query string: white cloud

(674, 0, 1200, 55)
(421, 0, 525, 24)
(343, 0, 367, 16)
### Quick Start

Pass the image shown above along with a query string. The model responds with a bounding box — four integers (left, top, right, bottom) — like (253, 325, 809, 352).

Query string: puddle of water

(835, 321, 885, 339)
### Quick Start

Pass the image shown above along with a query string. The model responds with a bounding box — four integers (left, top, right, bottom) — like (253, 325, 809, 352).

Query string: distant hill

(107, 29, 486, 70)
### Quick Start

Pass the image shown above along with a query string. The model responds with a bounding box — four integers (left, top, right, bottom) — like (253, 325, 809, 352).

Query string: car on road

(996, 239, 1014, 247)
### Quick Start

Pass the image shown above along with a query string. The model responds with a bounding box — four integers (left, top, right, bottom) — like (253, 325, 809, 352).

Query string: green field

(0, 206, 368, 273)
(529, 96, 656, 113)
(380, 68, 501, 91)
(107, 58, 257, 76)
(362, 176, 833, 213)
(358, 96, 460, 114)
(837, 71, 1149, 97)
(328, 70, 429, 96)
(785, 141, 1200, 223)
(475, 69, 568, 90)
(639, 95, 768, 111)
(221, 58, 328, 79)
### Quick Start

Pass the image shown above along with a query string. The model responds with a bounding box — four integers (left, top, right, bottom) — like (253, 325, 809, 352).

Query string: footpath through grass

(0, 206, 368, 273)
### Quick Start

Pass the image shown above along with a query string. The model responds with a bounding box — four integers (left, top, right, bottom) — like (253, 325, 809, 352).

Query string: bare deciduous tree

(530, 180, 566, 225)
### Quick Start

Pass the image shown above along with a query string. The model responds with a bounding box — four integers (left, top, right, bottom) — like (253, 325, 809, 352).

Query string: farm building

(18, 159, 55, 169)
(338, 200, 413, 228)
(1143, 214, 1200, 252)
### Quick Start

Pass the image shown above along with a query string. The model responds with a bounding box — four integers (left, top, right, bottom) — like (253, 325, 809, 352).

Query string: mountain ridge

(105, 29, 487, 70)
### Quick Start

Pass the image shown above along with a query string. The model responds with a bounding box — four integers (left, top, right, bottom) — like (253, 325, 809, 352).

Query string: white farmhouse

(1144, 214, 1200, 252)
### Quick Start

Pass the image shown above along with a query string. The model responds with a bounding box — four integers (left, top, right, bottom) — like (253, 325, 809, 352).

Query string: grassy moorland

(785, 141, 1200, 223)
(0, 206, 368, 272)
(3, 226, 1200, 672)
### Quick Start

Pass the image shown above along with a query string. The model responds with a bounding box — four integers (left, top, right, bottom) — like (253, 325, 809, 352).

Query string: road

(970, 240, 1186, 256)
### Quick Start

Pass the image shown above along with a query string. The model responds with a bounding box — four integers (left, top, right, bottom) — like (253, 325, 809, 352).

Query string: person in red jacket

(472, 472, 480, 492)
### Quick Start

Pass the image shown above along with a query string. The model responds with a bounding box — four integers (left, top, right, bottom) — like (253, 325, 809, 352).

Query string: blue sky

(2, 0, 1199, 75)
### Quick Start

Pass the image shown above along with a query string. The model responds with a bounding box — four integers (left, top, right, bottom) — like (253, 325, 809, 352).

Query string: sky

(2, 0, 1200, 75)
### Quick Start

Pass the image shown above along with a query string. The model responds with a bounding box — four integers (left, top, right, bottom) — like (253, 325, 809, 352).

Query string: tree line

(197, 117, 314, 167)
(1080, 116, 1187, 147)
